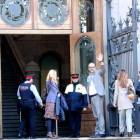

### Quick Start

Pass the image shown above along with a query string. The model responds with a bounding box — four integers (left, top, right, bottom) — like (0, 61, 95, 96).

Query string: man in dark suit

(64, 74, 88, 138)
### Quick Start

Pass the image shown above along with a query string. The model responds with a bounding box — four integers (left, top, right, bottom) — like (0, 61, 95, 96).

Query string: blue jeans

(46, 118, 55, 132)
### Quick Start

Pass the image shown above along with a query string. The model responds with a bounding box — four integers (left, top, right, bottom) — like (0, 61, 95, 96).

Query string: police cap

(25, 74, 34, 79)
(70, 74, 79, 79)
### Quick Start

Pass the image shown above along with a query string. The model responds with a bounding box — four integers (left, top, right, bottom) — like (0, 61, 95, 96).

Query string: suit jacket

(87, 65, 106, 104)
(46, 80, 58, 103)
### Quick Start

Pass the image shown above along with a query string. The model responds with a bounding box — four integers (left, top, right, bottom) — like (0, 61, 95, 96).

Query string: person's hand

(40, 105, 43, 108)
(58, 93, 61, 97)
(83, 108, 87, 111)
(96, 53, 103, 62)
(56, 116, 59, 120)
(88, 104, 91, 109)
(129, 86, 133, 90)
(113, 104, 116, 108)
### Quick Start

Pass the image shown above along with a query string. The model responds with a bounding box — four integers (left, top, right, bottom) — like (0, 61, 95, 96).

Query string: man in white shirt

(17, 74, 43, 139)
(87, 53, 106, 138)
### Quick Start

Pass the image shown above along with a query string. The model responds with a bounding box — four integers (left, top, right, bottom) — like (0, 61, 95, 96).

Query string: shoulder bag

(127, 80, 135, 100)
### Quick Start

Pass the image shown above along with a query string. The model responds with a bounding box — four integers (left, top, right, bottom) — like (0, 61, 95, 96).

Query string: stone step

(1, 136, 140, 140)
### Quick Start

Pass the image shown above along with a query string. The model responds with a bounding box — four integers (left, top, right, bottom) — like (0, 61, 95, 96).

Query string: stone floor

(1, 136, 140, 140)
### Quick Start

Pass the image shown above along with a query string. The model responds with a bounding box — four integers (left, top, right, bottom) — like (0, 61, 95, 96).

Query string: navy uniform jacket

(64, 83, 88, 111)
(17, 81, 43, 105)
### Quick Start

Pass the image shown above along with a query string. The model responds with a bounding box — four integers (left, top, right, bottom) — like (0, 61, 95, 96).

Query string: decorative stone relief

(1, 0, 29, 26)
(39, 0, 68, 26)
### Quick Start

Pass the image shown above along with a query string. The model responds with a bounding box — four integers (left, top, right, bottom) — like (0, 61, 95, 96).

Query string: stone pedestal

(25, 61, 40, 93)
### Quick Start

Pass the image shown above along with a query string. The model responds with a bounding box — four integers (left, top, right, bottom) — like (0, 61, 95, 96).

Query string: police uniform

(65, 74, 88, 137)
(17, 74, 43, 138)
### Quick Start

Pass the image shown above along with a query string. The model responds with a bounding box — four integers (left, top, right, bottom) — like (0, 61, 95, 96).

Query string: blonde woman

(44, 69, 59, 138)
(113, 70, 135, 137)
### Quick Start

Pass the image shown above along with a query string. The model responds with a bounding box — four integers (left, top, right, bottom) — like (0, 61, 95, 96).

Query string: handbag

(42, 81, 52, 104)
(127, 85, 135, 100)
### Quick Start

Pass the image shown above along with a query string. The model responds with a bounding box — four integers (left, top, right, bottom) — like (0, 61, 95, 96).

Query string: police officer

(17, 74, 43, 139)
(64, 74, 88, 138)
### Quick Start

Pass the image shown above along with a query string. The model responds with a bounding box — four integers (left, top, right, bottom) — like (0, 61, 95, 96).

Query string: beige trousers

(91, 95, 105, 134)
(119, 109, 132, 133)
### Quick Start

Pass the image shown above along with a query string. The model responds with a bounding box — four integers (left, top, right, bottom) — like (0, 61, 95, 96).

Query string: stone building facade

(0, 0, 140, 138)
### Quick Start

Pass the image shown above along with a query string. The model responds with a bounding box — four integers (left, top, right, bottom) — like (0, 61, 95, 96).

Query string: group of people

(17, 53, 138, 139)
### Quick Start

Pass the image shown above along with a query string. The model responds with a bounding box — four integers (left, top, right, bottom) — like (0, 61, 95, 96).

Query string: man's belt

(22, 99, 35, 103)
(89, 94, 98, 97)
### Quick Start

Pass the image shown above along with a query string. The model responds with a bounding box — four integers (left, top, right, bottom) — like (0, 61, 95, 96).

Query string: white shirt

(17, 81, 43, 105)
(89, 77, 97, 95)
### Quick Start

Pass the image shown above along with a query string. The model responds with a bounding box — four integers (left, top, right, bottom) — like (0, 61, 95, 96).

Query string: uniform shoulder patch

(80, 84, 84, 87)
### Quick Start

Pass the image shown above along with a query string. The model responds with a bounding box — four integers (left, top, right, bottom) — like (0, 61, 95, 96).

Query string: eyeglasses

(88, 67, 95, 68)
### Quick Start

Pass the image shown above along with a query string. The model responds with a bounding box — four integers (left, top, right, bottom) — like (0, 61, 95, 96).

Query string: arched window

(40, 53, 61, 95)
(0, 0, 30, 26)
(38, 0, 68, 26)
(75, 36, 96, 86)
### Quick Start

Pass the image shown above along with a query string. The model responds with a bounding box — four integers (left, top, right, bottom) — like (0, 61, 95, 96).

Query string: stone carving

(79, 0, 93, 19)
(39, 0, 67, 26)
(1, 0, 29, 26)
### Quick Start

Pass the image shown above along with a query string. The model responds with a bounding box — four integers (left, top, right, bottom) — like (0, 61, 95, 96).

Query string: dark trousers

(19, 101, 36, 137)
(68, 110, 82, 136)
(46, 118, 56, 132)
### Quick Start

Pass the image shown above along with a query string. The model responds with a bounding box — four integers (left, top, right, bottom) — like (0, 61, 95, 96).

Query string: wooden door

(70, 31, 102, 136)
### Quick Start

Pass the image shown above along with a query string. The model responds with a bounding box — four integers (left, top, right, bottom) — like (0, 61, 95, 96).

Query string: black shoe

(25, 135, 30, 138)
(69, 134, 76, 138)
(30, 136, 36, 139)
(90, 134, 100, 138)
(75, 135, 80, 138)
(96, 134, 106, 138)
(17, 133, 22, 138)
(128, 132, 132, 137)
(120, 132, 124, 137)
